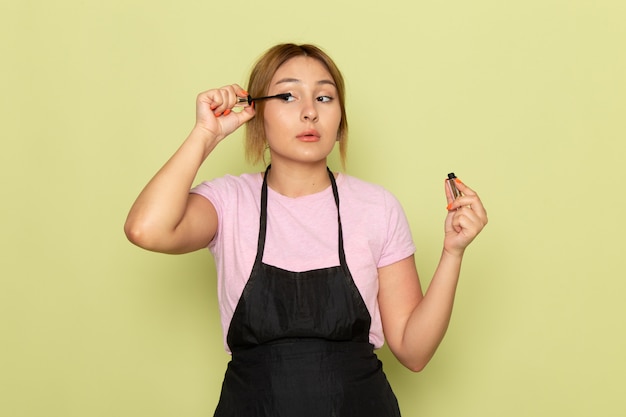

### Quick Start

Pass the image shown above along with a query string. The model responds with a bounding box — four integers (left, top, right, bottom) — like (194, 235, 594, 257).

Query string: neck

(266, 161, 333, 198)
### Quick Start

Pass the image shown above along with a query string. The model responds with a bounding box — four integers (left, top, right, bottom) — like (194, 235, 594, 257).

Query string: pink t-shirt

(191, 172, 416, 353)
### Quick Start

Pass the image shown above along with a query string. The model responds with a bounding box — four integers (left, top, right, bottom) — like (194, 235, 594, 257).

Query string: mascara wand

(236, 93, 293, 106)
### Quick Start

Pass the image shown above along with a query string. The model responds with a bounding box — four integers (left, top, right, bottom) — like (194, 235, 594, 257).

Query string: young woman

(125, 43, 487, 417)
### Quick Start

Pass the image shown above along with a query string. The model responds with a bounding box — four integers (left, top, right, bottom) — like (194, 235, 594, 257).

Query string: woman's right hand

(194, 84, 256, 143)
(124, 84, 255, 253)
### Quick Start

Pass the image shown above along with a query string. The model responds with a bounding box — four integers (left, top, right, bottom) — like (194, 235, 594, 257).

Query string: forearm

(399, 249, 463, 371)
(124, 127, 218, 245)
(382, 178, 487, 371)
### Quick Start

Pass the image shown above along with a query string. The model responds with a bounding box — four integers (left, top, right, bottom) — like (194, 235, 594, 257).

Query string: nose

(300, 98, 319, 122)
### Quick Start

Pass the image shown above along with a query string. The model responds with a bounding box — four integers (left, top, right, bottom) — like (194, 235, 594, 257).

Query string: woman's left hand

(443, 178, 488, 256)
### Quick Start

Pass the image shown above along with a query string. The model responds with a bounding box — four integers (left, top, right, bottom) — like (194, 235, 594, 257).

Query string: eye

(279, 93, 296, 102)
(316, 95, 334, 103)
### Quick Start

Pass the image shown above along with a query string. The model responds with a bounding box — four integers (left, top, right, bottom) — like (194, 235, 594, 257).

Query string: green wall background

(2, 1, 625, 416)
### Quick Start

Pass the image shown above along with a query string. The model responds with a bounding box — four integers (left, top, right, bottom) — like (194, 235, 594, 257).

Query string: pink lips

(296, 130, 321, 142)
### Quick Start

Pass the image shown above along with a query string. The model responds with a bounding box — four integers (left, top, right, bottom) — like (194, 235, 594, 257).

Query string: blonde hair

(244, 44, 348, 168)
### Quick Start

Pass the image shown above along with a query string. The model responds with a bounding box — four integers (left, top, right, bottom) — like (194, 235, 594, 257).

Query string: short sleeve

(377, 191, 416, 268)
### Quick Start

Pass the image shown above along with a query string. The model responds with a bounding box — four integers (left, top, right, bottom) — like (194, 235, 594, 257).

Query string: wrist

(442, 246, 465, 261)
(191, 123, 221, 143)
(187, 125, 221, 157)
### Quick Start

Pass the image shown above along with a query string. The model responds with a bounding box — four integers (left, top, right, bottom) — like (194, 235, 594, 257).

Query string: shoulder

(337, 173, 404, 209)
(337, 173, 413, 244)
(338, 173, 386, 194)
(338, 174, 415, 268)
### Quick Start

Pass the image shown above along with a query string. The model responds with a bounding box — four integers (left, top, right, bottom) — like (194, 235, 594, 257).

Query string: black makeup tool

(236, 93, 293, 106)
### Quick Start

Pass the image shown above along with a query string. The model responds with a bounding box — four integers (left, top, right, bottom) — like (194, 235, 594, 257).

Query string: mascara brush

(236, 93, 293, 106)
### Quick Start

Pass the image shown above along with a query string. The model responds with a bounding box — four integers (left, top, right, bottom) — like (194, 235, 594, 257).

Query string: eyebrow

(274, 78, 337, 88)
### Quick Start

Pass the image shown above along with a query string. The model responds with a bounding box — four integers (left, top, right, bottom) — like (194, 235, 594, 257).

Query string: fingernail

(454, 178, 462, 184)
(214, 112, 222, 117)
(241, 90, 248, 96)
(447, 203, 453, 210)
(223, 109, 231, 116)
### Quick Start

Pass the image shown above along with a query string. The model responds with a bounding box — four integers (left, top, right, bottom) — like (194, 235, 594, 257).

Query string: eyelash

(280, 94, 334, 103)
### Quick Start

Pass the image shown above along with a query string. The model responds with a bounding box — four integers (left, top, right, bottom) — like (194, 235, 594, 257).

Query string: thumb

(237, 105, 256, 124)
(217, 106, 256, 137)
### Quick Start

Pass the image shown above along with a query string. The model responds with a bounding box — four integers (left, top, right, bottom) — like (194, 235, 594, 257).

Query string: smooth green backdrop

(2, 1, 625, 416)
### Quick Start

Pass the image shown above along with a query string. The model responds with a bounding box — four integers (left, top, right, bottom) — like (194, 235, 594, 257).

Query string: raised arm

(124, 85, 254, 254)
(378, 178, 488, 372)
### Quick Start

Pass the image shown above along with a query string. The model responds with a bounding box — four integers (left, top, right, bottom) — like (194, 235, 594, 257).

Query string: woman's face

(263, 56, 342, 167)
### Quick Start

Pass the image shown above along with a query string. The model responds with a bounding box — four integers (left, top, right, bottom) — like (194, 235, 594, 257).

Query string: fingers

(451, 205, 484, 233)
(453, 178, 478, 197)
(448, 195, 488, 228)
(444, 195, 488, 254)
(194, 84, 256, 141)
(198, 84, 249, 117)
(444, 176, 488, 228)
